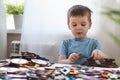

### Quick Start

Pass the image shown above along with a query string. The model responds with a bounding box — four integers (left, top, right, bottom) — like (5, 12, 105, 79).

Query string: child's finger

(89, 54, 94, 59)
(90, 50, 99, 59)
(89, 52, 94, 59)
(78, 53, 83, 57)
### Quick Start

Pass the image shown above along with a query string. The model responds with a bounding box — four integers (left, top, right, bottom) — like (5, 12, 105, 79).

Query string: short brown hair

(67, 5, 92, 24)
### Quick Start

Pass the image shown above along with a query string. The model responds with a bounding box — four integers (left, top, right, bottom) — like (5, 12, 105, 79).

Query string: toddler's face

(68, 16, 91, 39)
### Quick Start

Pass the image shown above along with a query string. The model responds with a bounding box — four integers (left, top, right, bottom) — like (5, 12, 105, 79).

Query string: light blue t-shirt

(59, 38, 102, 64)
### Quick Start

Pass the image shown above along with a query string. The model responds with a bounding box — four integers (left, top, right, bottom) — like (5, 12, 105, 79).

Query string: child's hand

(90, 49, 107, 60)
(68, 53, 82, 63)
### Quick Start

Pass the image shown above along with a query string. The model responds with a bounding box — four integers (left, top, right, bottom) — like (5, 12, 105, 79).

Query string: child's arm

(90, 49, 107, 60)
(58, 53, 82, 64)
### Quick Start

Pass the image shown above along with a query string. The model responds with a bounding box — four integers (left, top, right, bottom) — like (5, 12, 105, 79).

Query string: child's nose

(76, 25, 82, 29)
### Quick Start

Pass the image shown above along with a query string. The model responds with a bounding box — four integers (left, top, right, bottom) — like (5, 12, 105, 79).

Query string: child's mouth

(77, 32, 82, 35)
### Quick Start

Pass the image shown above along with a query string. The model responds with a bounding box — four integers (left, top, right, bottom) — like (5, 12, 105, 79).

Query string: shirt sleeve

(95, 40, 103, 51)
(59, 40, 68, 55)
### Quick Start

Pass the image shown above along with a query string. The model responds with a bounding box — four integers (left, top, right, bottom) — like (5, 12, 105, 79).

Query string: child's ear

(89, 22, 92, 29)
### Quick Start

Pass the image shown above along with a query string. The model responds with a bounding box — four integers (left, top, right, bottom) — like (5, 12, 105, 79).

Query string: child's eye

(72, 24, 77, 27)
(81, 23, 86, 27)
